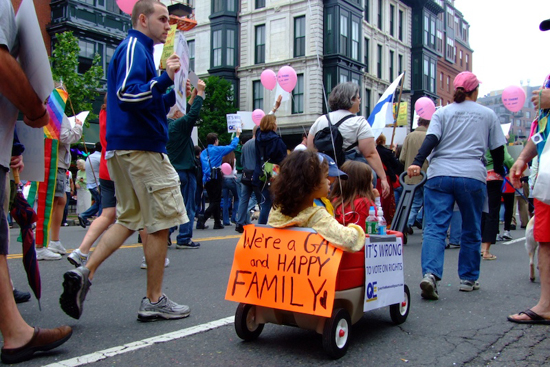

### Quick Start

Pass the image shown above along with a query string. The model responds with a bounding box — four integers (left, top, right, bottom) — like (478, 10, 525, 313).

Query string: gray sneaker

(68, 249, 88, 268)
(137, 294, 190, 322)
(459, 279, 480, 292)
(60, 266, 91, 319)
(420, 273, 439, 300)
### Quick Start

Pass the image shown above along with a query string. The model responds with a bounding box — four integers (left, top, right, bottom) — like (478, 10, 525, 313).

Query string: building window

(294, 16, 306, 57)
(389, 50, 394, 81)
(398, 10, 403, 41)
(253, 80, 263, 110)
(459, 49, 463, 66)
(255, 25, 265, 64)
(364, 38, 370, 72)
(390, 5, 395, 37)
(364, 0, 370, 23)
(105, 45, 115, 77)
(340, 13, 348, 55)
(365, 88, 371, 117)
(377, 0, 382, 30)
(398, 54, 403, 75)
(212, 0, 223, 13)
(188, 40, 195, 71)
(466, 54, 469, 70)
(436, 30, 443, 53)
(447, 75, 450, 92)
(377, 44, 382, 79)
(440, 72, 443, 89)
(430, 60, 436, 93)
(424, 59, 429, 91)
(292, 74, 304, 114)
(351, 20, 359, 61)
(227, 29, 235, 66)
(212, 30, 222, 67)
(446, 37, 455, 61)
(227, 0, 236, 12)
(78, 39, 99, 75)
(255, 0, 265, 9)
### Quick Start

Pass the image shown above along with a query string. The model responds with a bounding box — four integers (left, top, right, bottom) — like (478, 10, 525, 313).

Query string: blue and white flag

(367, 73, 404, 139)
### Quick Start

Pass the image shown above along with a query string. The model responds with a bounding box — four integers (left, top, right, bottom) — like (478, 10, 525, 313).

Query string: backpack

(313, 114, 358, 167)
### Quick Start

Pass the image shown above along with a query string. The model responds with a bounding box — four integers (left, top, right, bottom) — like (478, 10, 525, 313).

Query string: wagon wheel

(322, 308, 351, 359)
(389, 284, 410, 325)
(235, 303, 264, 341)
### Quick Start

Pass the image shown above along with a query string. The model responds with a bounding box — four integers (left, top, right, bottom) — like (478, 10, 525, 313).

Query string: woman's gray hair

(328, 82, 360, 111)
(76, 159, 85, 167)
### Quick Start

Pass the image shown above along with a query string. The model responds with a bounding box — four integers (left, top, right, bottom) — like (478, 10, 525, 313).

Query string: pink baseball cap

(453, 71, 481, 93)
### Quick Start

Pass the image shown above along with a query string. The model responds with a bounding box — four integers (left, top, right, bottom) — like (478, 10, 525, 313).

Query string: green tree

(50, 31, 103, 125)
(198, 76, 237, 146)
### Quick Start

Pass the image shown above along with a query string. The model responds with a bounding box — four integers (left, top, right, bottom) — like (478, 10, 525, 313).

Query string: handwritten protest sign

(174, 31, 189, 113)
(363, 235, 404, 312)
(226, 225, 343, 317)
(226, 114, 242, 133)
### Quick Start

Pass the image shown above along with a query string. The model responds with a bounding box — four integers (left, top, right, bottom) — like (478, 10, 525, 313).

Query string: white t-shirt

(309, 110, 374, 153)
(426, 101, 507, 183)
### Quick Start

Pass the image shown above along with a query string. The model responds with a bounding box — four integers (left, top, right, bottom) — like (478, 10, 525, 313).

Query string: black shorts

(100, 178, 116, 209)
(0, 168, 8, 255)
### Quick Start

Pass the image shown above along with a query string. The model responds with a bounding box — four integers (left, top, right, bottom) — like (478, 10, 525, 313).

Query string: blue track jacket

(106, 30, 176, 153)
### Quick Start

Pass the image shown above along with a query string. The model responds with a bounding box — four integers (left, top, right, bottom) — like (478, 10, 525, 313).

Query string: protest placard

(363, 234, 404, 312)
(236, 112, 256, 130)
(227, 114, 242, 133)
(159, 25, 177, 70)
(226, 225, 343, 318)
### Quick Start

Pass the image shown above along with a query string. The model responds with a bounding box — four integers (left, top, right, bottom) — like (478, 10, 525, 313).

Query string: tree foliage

(197, 76, 237, 146)
(50, 31, 103, 124)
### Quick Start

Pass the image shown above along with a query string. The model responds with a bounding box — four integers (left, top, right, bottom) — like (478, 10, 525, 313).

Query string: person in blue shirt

(198, 131, 240, 229)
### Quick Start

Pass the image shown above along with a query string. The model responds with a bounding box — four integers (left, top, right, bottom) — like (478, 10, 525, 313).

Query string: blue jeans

(449, 210, 462, 245)
(421, 176, 486, 282)
(258, 185, 272, 225)
(394, 186, 403, 206)
(236, 183, 262, 225)
(80, 187, 102, 220)
(407, 186, 424, 227)
(175, 170, 197, 245)
(222, 177, 240, 224)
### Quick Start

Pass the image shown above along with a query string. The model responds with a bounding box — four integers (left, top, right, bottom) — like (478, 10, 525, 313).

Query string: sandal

(483, 253, 497, 260)
(508, 309, 550, 324)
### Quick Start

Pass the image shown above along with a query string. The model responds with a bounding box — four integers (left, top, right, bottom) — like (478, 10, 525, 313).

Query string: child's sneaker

(68, 249, 89, 267)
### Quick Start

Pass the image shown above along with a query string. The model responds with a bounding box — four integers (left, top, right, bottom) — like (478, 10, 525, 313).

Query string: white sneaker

(501, 230, 513, 241)
(140, 256, 170, 269)
(36, 247, 62, 261)
(48, 241, 67, 255)
(68, 249, 89, 267)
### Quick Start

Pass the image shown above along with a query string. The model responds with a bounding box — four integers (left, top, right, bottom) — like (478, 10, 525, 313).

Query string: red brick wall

(11, 0, 51, 55)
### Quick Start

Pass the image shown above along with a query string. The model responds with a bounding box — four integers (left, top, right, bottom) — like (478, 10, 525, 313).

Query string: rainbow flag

(33, 88, 67, 248)
(44, 88, 68, 140)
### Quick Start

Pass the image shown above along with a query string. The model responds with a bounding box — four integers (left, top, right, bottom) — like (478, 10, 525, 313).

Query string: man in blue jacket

(198, 131, 240, 230)
(60, 0, 190, 322)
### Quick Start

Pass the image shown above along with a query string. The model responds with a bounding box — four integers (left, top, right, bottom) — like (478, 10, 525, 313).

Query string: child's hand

(373, 188, 380, 197)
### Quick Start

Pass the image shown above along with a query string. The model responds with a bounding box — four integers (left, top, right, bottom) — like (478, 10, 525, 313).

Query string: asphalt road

(6, 220, 550, 367)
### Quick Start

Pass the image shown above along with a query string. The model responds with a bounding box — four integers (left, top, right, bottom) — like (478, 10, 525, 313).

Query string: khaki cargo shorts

(107, 150, 188, 234)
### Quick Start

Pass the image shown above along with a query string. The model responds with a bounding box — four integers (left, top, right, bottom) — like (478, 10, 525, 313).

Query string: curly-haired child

(268, 150, 366, 252)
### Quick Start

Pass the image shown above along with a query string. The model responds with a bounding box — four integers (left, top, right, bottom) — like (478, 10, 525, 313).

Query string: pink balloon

(221, 163, 233, 176)
(252, 109, 265, 126)
(502, 86, 526, 113)
(277, 66, 298, 93)
(260, 69, 277, 90)
(415, 97, 436, 120)
(116, 0, 138, 15)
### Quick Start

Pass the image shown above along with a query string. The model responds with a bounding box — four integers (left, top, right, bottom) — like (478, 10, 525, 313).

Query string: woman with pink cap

(407, 71, 507, 301)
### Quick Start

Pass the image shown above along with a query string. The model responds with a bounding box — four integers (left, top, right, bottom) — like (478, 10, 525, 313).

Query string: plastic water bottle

(374, 196, 381, 208)
(366, 206, 378, 235)
(377, 208, 387, 235)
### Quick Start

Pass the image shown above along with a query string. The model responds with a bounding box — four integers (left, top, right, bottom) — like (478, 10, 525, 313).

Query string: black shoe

(13, 289, 31, 304)
(137, 234, 142, 243)
(77, 216, 88, 229)
(213, 222, 224, 230)
(196, 215, 207, 229)
(407, 226, 414, 235)
(176, 241, 201, 249)
(414, 221, 423, 230)
(167, 234, 172, 246)
(510, 224, 517, 230)
(235, 224, 244, 233)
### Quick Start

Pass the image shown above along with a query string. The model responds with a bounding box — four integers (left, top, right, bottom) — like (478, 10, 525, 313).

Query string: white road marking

(44, 316, 235, 367)
(501, 237, 526, 246)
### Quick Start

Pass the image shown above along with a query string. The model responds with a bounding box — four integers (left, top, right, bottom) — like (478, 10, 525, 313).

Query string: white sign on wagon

(363, 235, 405, 312)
